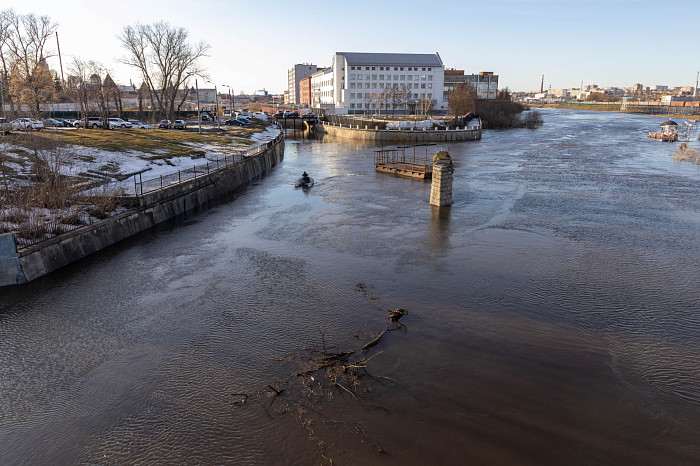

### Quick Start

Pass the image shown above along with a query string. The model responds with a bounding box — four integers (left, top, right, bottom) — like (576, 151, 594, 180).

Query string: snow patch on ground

(385, 119, 443, 130)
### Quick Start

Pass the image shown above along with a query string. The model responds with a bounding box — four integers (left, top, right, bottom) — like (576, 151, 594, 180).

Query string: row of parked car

(273, 110, 316, 119)
(1, 112, 267, 133)
(0, 117, 166, 131)
(157, 120, 187, 129)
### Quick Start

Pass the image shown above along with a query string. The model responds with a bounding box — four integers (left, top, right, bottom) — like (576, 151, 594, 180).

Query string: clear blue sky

(9, 0, 700, 93)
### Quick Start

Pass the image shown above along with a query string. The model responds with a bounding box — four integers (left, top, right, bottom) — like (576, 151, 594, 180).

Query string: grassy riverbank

(0, 121, 281, 244)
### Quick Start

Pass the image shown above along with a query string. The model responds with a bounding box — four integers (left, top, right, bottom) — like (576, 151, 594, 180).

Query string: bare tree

(363, 92, 372, 115)
(399, 84, 412, 114)
(390, 84, 402, 115)
(137, 81, 152, 121)
(497, 87, 511, 101)
(0, 10, 17, 118)
(69, 58, 110, 127)
(103, 74, 123, 118)
(417, 94, 434, 116)
(448, 82, 476, 116)
(119, 21, 209, 121)
(5, 11, 57, 116)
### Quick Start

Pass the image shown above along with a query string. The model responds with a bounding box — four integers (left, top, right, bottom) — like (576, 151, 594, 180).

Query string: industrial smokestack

(540, 75, 544, 93)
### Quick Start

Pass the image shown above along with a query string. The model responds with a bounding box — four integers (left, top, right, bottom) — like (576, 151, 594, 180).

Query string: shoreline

(527, 103, 700, 120)
(0, 134, 285, 286)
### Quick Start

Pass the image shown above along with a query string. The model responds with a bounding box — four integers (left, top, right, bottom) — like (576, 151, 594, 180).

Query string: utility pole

(214, 85, 220, 129)
(55, 32, 65, 85)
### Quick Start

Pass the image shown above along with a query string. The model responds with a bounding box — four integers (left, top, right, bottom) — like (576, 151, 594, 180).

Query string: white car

(11, 118, 44, 131)
(108, 118, 133, 129)
(129, 119, 150, 129)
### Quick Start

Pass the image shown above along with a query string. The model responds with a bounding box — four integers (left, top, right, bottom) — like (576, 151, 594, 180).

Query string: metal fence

(323, 114, 473, 131)
(9, 128, 284, 250)
(11, 209, 103, 249)
(131, 131, 284, 196)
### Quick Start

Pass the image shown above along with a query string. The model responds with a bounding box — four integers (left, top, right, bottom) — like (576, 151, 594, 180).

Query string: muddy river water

(1, 108, 699, 464)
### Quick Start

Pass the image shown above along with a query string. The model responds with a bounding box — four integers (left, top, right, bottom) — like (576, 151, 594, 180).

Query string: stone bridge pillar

(429, 151, 454, 206)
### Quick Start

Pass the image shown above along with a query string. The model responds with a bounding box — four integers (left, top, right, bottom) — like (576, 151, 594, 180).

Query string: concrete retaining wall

(1, 137, 284, 286)
(318, 122, 481, 143)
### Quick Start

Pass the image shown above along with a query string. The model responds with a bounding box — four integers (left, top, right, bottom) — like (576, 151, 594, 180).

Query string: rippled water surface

(2, 109, 700, 464)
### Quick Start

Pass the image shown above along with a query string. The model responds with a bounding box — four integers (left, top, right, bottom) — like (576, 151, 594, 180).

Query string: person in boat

(301, 171, 310, 184)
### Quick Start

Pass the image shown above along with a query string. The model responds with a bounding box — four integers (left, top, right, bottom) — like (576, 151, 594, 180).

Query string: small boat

(295, 176, 314, 188)
(648, 119, 679, 142)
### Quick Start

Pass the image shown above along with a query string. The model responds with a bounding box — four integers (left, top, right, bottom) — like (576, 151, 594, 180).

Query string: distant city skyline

(7, 0, 700, 94)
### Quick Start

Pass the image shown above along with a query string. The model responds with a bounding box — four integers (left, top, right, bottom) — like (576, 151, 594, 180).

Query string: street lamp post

(229, 88, 233, 117)
(215, 85, 220, 129)
(222, 84, 233, 119)
(196, 79, 202, 134)
(207, 81, 220, 129)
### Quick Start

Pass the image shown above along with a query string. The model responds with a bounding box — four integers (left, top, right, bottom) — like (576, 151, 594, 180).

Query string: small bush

(86, 206, 108, 219)
(2, 210, 29, 224)
(522, 110, 544, 129)
(60, 209, 84, 226)
(673, 145, 700, 164)
(47, 223, 66, 236)
(475, 100, 527, 129)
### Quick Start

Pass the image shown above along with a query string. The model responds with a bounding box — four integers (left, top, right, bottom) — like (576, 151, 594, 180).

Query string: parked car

(158, 120, 171, 129)
(302, 112, 316, 119)
(283, 111, 291, 118)
(59, 119, 76, 127)
(224, 119, 246, 126)
(74, 117, 103, 128)
(236, 118, 250, 125)
(108, 118, 132, 129)
(288, 111, 299, 118)
(200, 113, 210, 121)
(43, 118, 65, 127)
(274, 111, 284, 119)
(128, 119, 150, 129)
(11, 118, 44, 131)
(173, 120, 187, 129)
(0, 117, 11, 134)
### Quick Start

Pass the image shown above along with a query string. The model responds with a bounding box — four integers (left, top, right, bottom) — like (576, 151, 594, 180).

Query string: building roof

(338, 52, 443, 67)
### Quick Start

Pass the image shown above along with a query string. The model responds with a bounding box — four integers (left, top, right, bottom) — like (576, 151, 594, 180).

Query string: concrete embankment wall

(318, 122, 481, 143)
(0, 136, 284, 286)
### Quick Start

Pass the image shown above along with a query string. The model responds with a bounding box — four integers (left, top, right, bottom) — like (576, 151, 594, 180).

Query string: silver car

(108, 118, 133, 129)
(11, 118, 44, 131)
(128, 119, 150, 129)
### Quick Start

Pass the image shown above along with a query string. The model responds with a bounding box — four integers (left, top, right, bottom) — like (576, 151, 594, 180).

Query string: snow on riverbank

(1, 124, 281, 190)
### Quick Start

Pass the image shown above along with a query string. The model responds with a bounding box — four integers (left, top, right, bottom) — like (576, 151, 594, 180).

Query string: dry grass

(673, 144, 700, 164)
(0, 134, 122, 245)
(23, 123, 265, 160)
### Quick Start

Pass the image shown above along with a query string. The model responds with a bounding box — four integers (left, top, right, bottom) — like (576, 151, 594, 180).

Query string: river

(1, 108, 699, 464)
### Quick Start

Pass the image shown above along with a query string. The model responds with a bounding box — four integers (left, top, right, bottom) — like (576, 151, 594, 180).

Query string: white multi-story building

(287, 64, 317, 105)
(309, 52, 445, 114)
(310, 68, 334, 110)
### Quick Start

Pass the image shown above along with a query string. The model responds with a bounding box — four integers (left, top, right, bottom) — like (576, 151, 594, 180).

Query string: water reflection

(428, 204, 451, 252)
